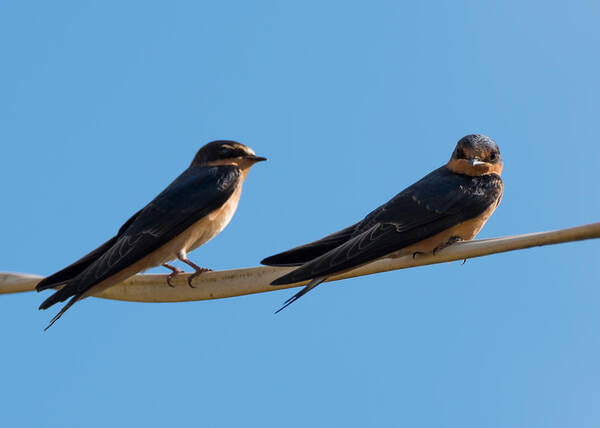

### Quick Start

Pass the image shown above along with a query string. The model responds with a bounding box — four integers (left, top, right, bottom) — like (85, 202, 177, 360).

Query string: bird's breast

(184, 185, 243, 252)
(138, 178, 246, 268)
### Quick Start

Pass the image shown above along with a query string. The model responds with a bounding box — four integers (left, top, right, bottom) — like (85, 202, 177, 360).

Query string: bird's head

(447, 134, 502, 176)
(191, 140, 267, 169)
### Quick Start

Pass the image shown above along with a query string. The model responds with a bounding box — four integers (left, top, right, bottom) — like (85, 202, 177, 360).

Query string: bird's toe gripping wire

(187, 267, 212, 288)
(162, 263, 184, 288)
(433, 235, 464, 255)
(176, 252, 212, 288)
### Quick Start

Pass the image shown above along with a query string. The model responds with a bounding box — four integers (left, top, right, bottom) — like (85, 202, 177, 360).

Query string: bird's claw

(187, 267, 212, 288)
(433, 236, 463, 255)
(163, 263, 184, 288)
(448, 236, 464, 245)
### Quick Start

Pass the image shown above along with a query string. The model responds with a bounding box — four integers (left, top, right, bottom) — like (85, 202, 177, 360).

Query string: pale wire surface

(1, 222, 599, 302)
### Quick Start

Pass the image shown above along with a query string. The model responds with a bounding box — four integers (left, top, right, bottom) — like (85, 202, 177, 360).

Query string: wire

(1, 222, 599, 303)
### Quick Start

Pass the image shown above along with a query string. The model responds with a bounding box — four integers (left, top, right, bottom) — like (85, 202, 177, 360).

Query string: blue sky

(1, 1, 599, 427)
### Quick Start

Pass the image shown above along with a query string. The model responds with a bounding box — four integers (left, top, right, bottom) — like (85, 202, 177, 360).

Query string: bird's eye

(489, 152, 497, 161)
(219, 147, 232, 156)
(455, 148, 466, 159)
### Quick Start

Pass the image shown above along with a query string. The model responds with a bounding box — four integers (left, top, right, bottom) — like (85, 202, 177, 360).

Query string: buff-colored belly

(145, 185, 242, 266)
(389, 200, 500, 258)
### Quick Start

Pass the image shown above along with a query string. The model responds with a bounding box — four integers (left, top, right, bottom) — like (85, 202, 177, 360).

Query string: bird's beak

(470, 159, 486, 166)
(245, 155, 267, 163)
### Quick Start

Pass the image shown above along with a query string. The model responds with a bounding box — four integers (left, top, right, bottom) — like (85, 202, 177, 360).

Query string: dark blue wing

(39, 165, 241, 309)
(261, 224, 361, 266)
(272, 167, 502, 285)
(35, 209, 143, 291)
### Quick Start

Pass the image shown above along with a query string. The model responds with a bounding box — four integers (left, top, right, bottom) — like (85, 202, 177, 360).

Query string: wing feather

(272, 167, 502, 285)
(39, 165, 241, 309)
(35, 209, 143, 291)
(261, 224, 360, 266)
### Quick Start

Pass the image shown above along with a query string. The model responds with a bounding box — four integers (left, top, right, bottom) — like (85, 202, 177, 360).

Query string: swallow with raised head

(262, 134, 503, 312)
(36, 140, 266, 329)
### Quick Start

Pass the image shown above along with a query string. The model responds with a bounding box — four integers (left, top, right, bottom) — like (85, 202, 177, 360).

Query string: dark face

(191, 140, 266, 166)
(452, 134, 501, 165)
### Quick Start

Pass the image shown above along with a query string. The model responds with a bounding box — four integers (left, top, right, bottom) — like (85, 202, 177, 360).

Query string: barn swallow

(262, 134, 503, 313)
(36, 140, 266, 329)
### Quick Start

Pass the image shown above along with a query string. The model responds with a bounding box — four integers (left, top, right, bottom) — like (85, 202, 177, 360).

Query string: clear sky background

(2, 1, 600, 427)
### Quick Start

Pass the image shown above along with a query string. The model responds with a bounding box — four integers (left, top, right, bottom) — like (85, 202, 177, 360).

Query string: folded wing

(261, 224, 361, 266)
(271, 167, 502, 285)
(39, 165, 241, 310)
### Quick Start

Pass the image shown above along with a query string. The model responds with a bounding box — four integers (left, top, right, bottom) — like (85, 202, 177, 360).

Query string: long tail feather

(275, 277, 327, 314)
(38, 285, 74, 310)
(43, 294, 81, 331)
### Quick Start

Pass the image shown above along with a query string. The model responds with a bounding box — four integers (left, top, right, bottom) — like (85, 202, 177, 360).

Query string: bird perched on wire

(36, 140, 266, 329)
(262, 134, 503, 313)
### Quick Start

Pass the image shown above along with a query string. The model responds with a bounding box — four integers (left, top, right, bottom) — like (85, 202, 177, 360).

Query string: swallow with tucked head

(262, 134, 503, 312)
(36, 140, 266, 329)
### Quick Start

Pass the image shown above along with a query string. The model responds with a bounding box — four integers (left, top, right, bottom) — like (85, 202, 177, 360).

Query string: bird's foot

(433, 236, 463, 256)
(412, 251, 424, 260)
(177, 252, 213, 288)
(187, 267, 213, 288)
(162, 263, 184, 288)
